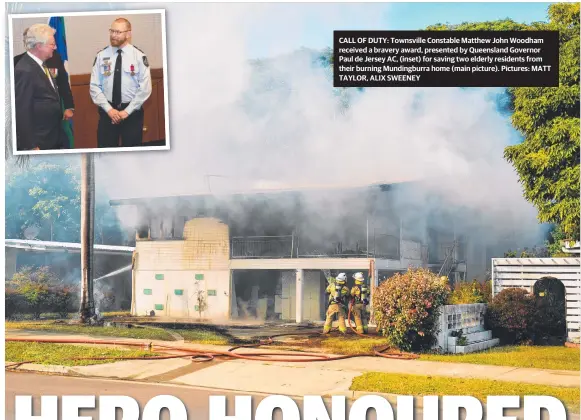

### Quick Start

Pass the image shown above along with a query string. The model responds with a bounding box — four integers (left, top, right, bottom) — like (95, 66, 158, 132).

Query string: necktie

(112, 49, 122, 107)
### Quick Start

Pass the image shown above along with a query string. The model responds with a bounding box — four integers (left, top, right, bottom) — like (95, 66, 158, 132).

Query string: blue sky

(385, 2, 552, 29)
(246, 2, 554, 59)
(7, 2, 553, 60)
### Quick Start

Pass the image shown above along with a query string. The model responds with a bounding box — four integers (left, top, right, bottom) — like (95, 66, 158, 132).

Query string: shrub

(374, 268, 450, 351)
(14, 281, 52, 319)
(447, 280, 491, 304)
(481, 280, 492, 303)
(8, 266, 75, 319)
(49, 284, 78, 318)
(5, 287, 26, 319)
(486, 287, 535, 344)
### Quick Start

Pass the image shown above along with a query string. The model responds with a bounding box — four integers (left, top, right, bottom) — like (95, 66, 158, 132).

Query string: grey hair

(24, 24, 55, 51)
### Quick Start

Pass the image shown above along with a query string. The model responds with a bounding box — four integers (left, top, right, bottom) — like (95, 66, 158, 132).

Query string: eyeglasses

(109, 29, 129, 35)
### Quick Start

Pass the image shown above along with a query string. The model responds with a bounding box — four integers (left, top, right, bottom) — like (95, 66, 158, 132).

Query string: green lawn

(5, 342, 159, 367)
(352, 372, 580, 413)
(6, 321, 176, 341)
(6, 320, 236, 346)
(421, 346, 580, 371)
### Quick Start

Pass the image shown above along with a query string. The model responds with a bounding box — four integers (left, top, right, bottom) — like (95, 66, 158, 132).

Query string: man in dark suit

(15, 49, 75, 121)
(14, 24, 68, 151)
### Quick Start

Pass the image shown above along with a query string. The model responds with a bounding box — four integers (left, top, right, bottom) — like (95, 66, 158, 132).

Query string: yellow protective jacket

(350, 284, 369, 305)
(326, 283, 350, 306)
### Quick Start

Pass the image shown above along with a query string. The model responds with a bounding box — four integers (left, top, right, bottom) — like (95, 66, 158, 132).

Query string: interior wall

(11, 12, 164, 75)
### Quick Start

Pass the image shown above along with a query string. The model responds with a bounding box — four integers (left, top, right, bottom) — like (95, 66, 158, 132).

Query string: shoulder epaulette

(93, 46, 108, 66)
(133, 45, 145, 54)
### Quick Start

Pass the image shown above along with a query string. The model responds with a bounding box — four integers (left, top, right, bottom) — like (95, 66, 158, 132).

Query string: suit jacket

(14, 50, 74, 110)
(14, 53, 66, 151)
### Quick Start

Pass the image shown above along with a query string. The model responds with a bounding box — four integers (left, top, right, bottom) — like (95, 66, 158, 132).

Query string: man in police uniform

(90, 17, 152, 148)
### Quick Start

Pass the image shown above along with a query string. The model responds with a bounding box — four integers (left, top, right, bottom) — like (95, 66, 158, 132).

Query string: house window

(195, 274, 204, 280)
(174, 289, 183, 296)
(207, 289, 217, 296)
(155, 274, 164, 280)
(155, 304, 164, 310)
(143, 289, 152, 295)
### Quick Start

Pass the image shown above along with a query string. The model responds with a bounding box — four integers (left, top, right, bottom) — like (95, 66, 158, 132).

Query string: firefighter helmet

(336, 272, 347, 284)
(353, 272, 365, 284)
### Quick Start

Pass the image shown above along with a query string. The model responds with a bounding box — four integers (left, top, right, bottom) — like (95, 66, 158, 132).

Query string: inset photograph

(8, 9, 169, 154)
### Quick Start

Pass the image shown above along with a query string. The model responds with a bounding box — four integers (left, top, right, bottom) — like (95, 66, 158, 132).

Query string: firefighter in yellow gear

(350, 272, 370, 334)
(323, 273, 350, 334)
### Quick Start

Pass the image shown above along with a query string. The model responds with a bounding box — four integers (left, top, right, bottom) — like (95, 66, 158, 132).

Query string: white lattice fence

(492, 258, 581, 340)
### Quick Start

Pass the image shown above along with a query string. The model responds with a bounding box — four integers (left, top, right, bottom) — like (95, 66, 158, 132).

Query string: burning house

(109, 181, 522, 323)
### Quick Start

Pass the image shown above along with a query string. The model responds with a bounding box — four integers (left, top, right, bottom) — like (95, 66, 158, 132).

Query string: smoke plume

(7, 3, 546, 251)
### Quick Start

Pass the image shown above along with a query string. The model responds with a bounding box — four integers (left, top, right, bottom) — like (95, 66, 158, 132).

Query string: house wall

(134, 218, 231, 318)
(466, 240, 487, 281)
(132, 214, 493, 322)
(134, 269, 230, 318)
(11, 13, 164, 75)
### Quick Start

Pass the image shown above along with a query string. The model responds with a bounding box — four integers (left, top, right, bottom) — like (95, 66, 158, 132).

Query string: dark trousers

(97, 103, 144, 148)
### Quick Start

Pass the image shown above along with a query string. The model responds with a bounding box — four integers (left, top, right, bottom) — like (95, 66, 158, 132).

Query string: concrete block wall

(435, 303, 497, 353)
(135, 218, 230, 271)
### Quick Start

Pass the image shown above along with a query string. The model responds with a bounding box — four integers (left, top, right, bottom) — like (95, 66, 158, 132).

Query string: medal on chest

(130, 64, 135, 76)
(103, 58, 111, 76)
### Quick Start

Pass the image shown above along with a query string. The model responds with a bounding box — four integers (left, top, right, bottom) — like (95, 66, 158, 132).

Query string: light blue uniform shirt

(89, 43, 152, 115)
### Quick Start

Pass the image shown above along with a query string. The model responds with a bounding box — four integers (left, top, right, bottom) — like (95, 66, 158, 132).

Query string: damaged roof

(108, 179, 418, 207)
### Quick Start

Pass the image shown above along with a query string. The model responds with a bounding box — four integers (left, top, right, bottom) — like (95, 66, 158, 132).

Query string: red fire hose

(6, 324, 419, 367)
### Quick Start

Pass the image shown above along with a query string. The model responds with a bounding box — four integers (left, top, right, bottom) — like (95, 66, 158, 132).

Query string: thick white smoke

(7, 3, 545, 248)
(93, 5, 522, 199)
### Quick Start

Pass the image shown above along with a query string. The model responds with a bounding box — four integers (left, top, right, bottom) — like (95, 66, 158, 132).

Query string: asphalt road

(6, 372, 377, 420)
(6, 372, 576, 420)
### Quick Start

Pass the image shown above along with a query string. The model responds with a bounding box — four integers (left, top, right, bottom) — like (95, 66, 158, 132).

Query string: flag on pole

(48, 16, 74, 148)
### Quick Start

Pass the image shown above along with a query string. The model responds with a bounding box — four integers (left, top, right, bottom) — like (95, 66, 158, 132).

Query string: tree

(6, 157, 127, 245)
(6, 159, 81, 242)
(427, 4, 580, 241)
(505, 4, 580, 241)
